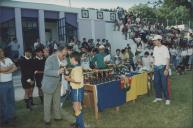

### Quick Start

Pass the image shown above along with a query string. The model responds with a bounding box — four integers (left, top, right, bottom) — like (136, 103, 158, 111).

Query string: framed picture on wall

(97, 11, 103, 19)
(81, 10, 89, 18)
(110, 13, 116, 21)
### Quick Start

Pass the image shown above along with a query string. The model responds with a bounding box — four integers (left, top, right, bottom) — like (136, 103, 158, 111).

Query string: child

(176, 62, 185, 75)
(142, 51, 151, 71)
(114, 49, 122, 65)
(18, 48, 35, 110)
(33, 48, 46, 104)
(64, 52, 85, 128)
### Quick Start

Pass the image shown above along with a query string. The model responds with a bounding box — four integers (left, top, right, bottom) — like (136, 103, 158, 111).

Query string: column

(91, 19, 96, 41)
(38, 10, 46, 45)
(15, 8, 24, 56)
(59, 11, 65, 19)
(59, 11, 65, 42)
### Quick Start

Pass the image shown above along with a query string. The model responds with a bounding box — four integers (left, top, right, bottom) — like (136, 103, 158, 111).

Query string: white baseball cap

(99, 45, 105, 49)
(152, 35, 162, 41)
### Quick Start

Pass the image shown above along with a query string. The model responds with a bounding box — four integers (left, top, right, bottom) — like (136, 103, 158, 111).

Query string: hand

(27, 79, 34, 85)
(64, 76, 70, 81)
(34, 71, 38, 74)
(164, 69, 169, 76)
(105, 61, 110, 64)
(58, 68, 65, 75)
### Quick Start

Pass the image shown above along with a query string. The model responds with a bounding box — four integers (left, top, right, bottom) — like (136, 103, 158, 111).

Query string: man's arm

(165, 48, 170, 70)
(0, 65, 13, 73)
(3, 64, 17, 74)
(44, 57, 60, 77)
(165, 57, 170, 69)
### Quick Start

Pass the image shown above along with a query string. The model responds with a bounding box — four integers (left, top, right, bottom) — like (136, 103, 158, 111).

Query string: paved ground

(13, 71, 39, 101)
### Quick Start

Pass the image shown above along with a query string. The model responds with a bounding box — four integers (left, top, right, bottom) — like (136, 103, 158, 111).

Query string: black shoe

(40, 96, 44, 104)
(29, 97, 37, 106)
(54, 118, 62, 122)
(27, 98, 33, 111)
(44, 121, 51, 125)
(68, 123, 78, 128)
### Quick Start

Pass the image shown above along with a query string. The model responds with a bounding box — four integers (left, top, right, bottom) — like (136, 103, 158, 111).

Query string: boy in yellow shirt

(64, 51, 85, 128)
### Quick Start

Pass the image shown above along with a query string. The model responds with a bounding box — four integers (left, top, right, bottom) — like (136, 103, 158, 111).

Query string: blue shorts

(71, 87, 84, 102)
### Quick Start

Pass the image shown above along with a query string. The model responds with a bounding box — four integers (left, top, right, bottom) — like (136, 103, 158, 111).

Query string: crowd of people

(113, 7, 193, 74)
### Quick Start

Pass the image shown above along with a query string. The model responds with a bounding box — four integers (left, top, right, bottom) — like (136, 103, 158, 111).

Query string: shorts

(71, 87, 84, 102)
(21, 78, 35, 89)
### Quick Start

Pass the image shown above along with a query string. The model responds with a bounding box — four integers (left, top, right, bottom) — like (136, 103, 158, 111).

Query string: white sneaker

(165, 100, 171, 105)
(153, 98, 162, 103)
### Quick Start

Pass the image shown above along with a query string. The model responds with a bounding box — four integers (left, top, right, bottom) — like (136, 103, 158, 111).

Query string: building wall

(1, 1, 132, 56)
(94, 20, 106, 41)
(78, 19, 92, 40)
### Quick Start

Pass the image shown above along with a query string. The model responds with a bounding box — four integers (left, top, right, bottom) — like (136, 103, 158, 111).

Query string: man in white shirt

(169, 46, 177, 68)
(187, 46, 193, 69)
(8, 38, 20, 60)
(0, 48, 17, 125)
(34, 38, 44, 50)
(34, 39, 41, 50)
(152, 35, 171, 105)
(181, 48, 188, 67)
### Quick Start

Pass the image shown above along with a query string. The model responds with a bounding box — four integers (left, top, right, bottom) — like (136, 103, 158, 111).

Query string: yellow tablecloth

(126, 72, 148, 102)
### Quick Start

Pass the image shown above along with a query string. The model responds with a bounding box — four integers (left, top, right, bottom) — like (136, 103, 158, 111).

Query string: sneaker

(165, 100, 171, 105)
(153, 98, 162, 103)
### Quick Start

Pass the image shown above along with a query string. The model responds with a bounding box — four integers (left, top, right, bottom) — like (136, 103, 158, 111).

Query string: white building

(0, 1, 136, 55)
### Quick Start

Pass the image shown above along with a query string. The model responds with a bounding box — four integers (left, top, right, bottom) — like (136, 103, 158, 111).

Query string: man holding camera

(42, 44, 67, 125)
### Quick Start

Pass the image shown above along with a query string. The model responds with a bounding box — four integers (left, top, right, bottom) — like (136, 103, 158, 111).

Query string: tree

(128, 4, 157, 19)
(157, 5, 190, 20)
(157, 0, 193, 19)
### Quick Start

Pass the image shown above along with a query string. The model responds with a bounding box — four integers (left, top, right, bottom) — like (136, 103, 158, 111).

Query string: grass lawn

(3, 71, 192, 128)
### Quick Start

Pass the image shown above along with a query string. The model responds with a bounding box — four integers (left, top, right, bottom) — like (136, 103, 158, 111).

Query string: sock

(39, 96, 43, 104)
(29, 97, 35, 105)
(76, 112, 85, 128)
(28, 97, 33, 110)
(24, 99, 29, 109)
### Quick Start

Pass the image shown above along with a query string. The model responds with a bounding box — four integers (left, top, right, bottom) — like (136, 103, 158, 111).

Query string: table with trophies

(83, 65, 149, 119)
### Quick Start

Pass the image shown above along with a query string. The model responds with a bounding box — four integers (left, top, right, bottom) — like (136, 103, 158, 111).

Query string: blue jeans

(154, 66, 169, 100)
(171, 55, 177, 68)
(0, 81, 16, 122)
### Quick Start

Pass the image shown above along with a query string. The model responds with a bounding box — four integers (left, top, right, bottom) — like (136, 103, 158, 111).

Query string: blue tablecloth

(96, 80, 126, 111)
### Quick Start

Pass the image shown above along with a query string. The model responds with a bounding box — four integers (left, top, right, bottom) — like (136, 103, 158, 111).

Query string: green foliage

(129, 0, 192, 26)
(129, 4, 157, 19)
(157, 5, 190, 21)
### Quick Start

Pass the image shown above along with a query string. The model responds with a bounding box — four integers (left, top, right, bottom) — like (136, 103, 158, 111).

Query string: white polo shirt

(0, 58, 14, 82)
(142, 56, 151, 71)
(181, 50, 188, 57)
(187, 48, 193, 56)
(170, 48, 177, 56)
(153, 45, 170, 66)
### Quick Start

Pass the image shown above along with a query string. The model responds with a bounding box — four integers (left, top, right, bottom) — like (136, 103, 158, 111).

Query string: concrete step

(13, 75, 22, 87)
